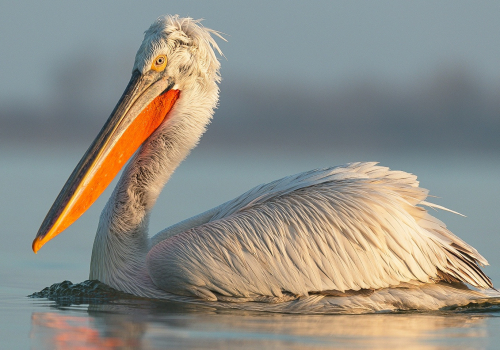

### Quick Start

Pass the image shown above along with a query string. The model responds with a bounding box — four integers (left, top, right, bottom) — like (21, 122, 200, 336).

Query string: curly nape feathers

(134, 15, 224, 84)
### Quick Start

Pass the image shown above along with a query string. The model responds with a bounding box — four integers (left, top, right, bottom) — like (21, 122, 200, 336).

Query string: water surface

(1, 146, 500, 349)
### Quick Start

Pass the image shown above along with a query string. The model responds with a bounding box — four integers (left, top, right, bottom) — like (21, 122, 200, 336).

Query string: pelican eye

(151, 55, 167, 72)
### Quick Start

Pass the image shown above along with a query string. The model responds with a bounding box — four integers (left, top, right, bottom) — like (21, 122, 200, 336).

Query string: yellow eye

(151, 55, 167, 71)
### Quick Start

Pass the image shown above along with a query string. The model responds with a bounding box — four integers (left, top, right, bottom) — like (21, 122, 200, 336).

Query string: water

(2, 145, 500, 349)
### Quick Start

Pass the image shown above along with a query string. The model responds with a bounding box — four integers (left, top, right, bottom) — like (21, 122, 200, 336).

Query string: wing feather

(147, 162, 492, 301)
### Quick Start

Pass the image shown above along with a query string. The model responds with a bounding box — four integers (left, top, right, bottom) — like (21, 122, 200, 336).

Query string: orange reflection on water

(31, 313, 136, 349)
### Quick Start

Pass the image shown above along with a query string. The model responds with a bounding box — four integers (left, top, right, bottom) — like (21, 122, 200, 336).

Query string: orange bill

(33, 71, 179, 253)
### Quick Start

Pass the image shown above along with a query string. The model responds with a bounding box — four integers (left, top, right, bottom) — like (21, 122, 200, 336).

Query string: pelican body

(33, 16, 495, 313)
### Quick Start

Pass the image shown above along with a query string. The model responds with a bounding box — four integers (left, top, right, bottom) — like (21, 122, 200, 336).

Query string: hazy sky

(1, 1, 500, 105)
(0, 0, 500, 102)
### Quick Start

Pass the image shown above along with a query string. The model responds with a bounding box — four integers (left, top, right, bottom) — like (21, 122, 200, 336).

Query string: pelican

(33, 15, 496, 313)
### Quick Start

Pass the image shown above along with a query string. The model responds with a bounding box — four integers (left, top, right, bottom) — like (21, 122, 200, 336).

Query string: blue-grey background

(2, 1, 500, 153)
(1, 1, 500, 349)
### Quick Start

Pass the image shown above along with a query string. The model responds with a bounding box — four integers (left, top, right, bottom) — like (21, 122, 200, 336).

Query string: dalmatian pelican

(32, 15, 496, 313)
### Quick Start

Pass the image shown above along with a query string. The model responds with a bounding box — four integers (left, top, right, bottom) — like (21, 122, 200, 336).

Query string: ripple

(29, 280, 500, 316)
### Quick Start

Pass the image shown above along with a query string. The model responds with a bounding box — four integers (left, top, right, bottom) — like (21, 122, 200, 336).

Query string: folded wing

(147, 162, 492, 301)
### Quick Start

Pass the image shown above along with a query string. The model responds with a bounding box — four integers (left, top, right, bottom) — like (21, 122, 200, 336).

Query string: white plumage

(146, 162, 491, 303)
(39, 15, 497, 313)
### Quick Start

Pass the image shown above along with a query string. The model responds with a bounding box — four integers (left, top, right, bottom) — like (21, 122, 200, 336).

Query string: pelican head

(33, 16, 223, 252)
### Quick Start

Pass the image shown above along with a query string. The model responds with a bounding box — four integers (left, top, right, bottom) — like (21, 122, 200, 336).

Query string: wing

(146, 162, 492, 301)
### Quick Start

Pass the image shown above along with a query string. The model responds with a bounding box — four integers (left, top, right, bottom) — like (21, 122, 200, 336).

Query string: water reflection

(30, 299, 491, 349)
